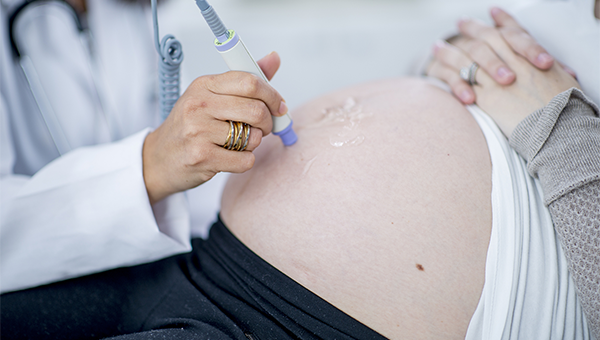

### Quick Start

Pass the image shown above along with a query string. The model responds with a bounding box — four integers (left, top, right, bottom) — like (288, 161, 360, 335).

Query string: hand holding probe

(194, 0, 297, 146)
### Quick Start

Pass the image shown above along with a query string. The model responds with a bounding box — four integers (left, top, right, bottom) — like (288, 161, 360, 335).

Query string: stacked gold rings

(223, 120, 251, 151)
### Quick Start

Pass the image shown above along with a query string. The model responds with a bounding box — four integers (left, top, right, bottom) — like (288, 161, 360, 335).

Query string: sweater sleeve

(509, 87, 600, 338)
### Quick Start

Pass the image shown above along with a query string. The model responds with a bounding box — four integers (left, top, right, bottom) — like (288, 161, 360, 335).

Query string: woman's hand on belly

(428, 8, 580, 137)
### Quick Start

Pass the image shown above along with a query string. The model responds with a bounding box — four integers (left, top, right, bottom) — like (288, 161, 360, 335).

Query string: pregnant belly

(221, 77, 492, 339)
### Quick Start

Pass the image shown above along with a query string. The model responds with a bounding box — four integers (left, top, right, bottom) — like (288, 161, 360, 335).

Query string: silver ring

(232, 122, 243, 150)
(241, 123, 250, 151)
(459, 62, 479, 86)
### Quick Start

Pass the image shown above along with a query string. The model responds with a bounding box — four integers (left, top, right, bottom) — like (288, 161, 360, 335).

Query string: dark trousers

(1, 216, 385, 340)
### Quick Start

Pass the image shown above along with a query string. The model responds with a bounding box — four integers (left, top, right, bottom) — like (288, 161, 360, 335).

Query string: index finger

(490, 7, 522, 28)
(206, 71, 288, 118)
(490, 7, 554, 69)
(458, 18, 517, 64)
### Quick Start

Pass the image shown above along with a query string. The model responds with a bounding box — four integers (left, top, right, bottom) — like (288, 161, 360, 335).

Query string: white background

(158, 0, 524, 110)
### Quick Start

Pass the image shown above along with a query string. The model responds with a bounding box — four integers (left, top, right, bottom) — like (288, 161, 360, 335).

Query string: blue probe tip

(273, 123, 298, 146)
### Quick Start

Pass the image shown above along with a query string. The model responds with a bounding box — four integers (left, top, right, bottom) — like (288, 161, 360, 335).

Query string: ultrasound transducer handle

(195, 0, 297, 146)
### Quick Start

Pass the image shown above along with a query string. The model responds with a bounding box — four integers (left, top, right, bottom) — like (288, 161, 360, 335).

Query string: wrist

(143, 130, 170, 205)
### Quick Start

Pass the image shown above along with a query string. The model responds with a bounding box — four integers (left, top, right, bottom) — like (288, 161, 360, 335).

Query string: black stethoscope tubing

(7, 0, 116, 155)
(9, 0, 83, 58)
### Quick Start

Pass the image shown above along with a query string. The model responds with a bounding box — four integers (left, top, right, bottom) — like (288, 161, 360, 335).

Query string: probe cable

(151, 0, 183, 120)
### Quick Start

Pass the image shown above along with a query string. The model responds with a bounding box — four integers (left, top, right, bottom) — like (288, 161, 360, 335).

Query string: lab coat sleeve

(0, 98, 191, 293)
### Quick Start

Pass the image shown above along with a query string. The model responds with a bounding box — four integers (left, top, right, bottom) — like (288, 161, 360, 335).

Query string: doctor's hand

(428, 10, 579, 137)
(427, 7, 577, 105)
(142, 52, 286, 205)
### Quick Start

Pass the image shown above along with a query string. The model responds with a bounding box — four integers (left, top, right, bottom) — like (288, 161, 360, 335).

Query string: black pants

(1, 216, 385, 340)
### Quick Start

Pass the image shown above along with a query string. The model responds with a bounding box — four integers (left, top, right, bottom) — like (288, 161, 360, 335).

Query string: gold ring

(222, 121, 250, 151)
(223, 120, 234, 149)
(230, 121, 240, 150)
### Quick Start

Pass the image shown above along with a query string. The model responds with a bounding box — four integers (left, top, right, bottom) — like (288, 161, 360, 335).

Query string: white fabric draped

(464, 105, 590, 340)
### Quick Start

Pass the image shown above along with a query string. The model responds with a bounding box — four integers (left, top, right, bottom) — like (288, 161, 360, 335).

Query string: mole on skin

(416, 264, 425, 271)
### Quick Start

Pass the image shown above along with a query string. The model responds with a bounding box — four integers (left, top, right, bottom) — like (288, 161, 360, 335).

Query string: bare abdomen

(221, 77, 492, 339)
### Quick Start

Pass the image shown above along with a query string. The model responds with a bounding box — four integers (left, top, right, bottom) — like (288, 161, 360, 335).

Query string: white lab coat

(0, 0, 227, 293)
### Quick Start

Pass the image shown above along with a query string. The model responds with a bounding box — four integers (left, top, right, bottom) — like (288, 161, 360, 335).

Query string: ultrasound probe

(195, 0, 298, 146)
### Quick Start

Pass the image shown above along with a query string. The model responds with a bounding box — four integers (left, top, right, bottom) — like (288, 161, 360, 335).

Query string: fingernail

(278, 100, 288, 115)
(536, 53, 554, 65)
(460, 90, 473, 103)
(491, 7, 501, 17)
(497, 67, 513, 79)
(432, 40, 445, 54)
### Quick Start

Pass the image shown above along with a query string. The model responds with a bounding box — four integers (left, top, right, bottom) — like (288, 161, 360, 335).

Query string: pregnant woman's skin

(222, 77, 492, 339)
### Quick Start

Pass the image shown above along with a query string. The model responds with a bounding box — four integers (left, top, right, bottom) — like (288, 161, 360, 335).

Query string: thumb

(257, 51, 281, 81)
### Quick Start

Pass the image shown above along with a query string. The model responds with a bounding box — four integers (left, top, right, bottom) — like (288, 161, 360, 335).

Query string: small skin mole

(416, 264, 424, 271)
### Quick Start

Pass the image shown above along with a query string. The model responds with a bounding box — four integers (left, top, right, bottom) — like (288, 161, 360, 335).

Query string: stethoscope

(8, 0, 84, 55)
(8, 0, 116, 155)
(8, 0, 181, 156)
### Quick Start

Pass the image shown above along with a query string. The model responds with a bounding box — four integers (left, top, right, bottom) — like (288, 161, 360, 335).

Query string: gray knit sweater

(509, 88, 600, 338)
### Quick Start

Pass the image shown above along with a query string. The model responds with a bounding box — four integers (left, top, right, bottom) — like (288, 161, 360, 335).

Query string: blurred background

(158, 0, 525, 110)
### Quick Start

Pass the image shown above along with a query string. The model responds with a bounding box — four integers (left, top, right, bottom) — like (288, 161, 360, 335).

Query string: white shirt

(0, 0, 226, 293)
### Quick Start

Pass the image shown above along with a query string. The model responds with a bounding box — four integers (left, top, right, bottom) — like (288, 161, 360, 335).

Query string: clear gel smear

(321, 97, 372, 148)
